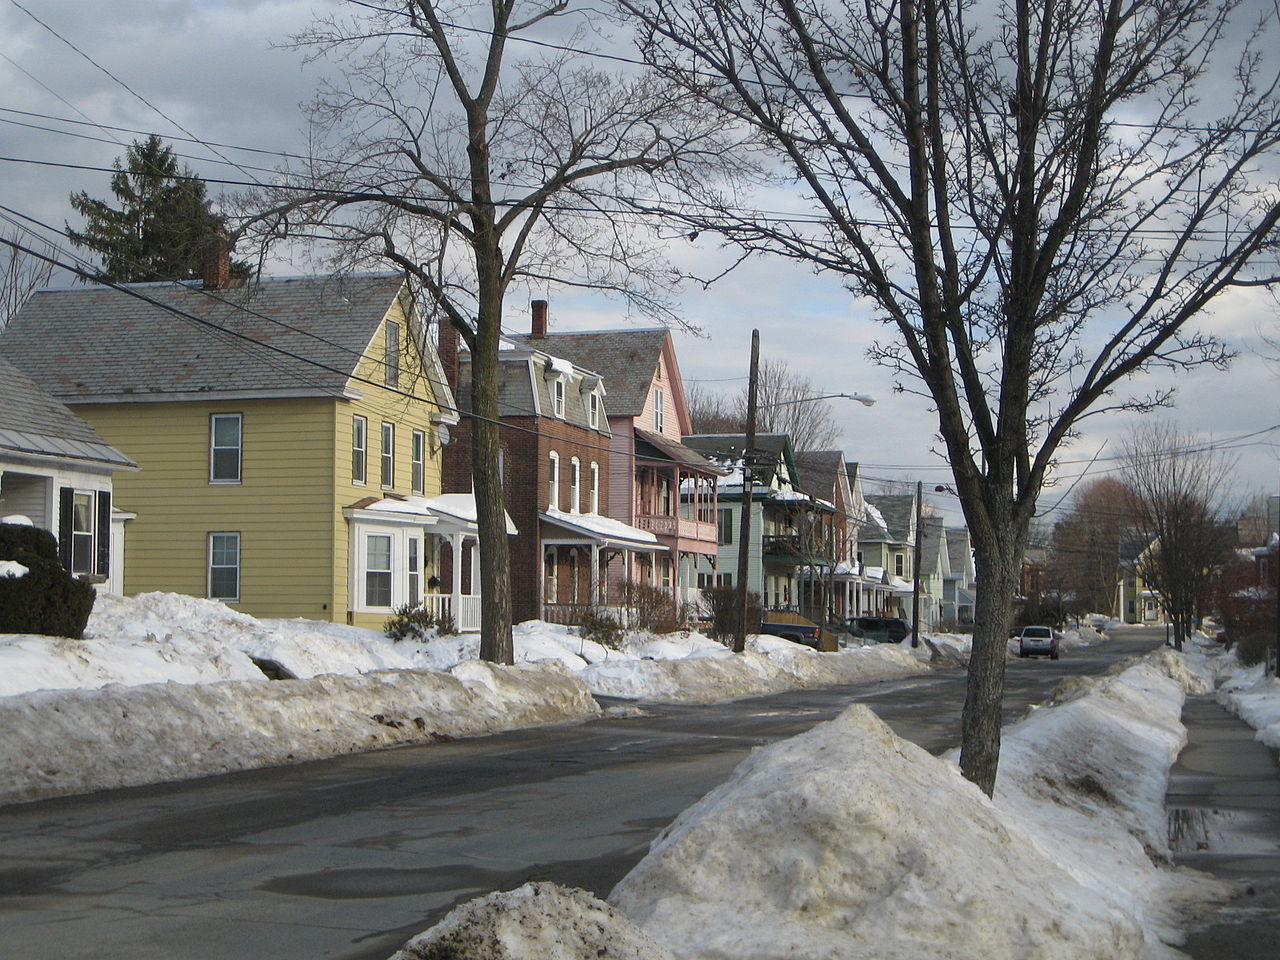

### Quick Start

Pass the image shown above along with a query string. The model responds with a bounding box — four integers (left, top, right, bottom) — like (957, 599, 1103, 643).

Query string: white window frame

(70, 490, 95, 575)
(381, 421, 395, 489)
(352, 415, 368, 485)
(588, 391, 600, 429)
(545, 547, 559, 603)
(411, 429, 425, 495)
(589, 461, 600, 514)
(207, 532, 241, 602)
(548, 450, 560, 510)
(210, 413, 242, 484)
(365, 533, 394, 609)
(553, 377, 566, 418)
(895, 553, 905, 577)
(569, 457, 581, 514)
(407, 534, 421, 607)
(653, 387, 665, 433)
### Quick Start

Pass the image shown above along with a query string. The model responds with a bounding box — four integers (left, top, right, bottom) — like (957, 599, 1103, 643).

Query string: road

(0, 631, 1163, 960)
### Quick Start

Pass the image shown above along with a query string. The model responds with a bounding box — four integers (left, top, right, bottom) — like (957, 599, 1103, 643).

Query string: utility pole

(733, 329, 760, 654)
(911, 480, 922, 647)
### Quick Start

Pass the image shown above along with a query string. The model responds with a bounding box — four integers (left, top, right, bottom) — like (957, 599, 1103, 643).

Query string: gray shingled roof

(920, 515, 946, 572)
(455, 348, 609, 434)
(685, 433, 791, 486)
(635, 428, 719, 473)
(794, 450, 845, 500)
(946, 527, 973, 577)
(865, 493, 916, 543)
(0, 274, 407, 401)
(0, 355, 135, 468)
(510, 329, 672, 418)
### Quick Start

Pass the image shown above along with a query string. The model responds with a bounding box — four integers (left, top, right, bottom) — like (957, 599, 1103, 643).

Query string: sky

(2, 0, 1278, 524)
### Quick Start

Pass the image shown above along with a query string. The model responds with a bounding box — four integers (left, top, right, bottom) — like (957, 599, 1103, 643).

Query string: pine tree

(68, 136, 242, 282)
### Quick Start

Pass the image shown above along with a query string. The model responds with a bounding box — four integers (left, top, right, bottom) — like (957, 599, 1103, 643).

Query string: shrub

(0, 553, 95, 638)
(1234, 629, 1276, 667)
(0, 523, 58, 563)
(700, 585, 763, 644)
(577, 608, 624, 650)
(621, 581, 676, 633)
(385, 604, 440, 643)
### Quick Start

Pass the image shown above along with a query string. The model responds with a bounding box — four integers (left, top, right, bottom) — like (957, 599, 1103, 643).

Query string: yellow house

(1, 273, 483, 630)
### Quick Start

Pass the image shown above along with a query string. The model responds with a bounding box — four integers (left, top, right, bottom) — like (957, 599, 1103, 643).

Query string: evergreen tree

(68, 136, 243, 282)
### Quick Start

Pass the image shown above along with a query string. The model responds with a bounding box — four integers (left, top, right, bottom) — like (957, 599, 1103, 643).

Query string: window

(895, 553, 905, 577)
(544, 547, 559, 602)
(553, 378, 566, 418)
(653, 387, 665, 432)
(407, 536, 421, 607)
(385, 321, 400, 387)
(411, 429, 425, 495)
(352, 415, 367, 484)
(366, 534, 393, 607)
(570, 550, 581, 603)
(70, 491, 94, 574)
(570, 457, 581, 513)
(381, 422, 395, 488)
(588, 392, 600, 429)
(548, 450, 560, 509)
(718, 572, 732, 587)
(659, 476, 672, 516)
(208, 533, 240, 601)
(210, 414, 242, 483)
(589, 462, 600, 514)
(660, 555, 673, 589)
(718, 508, 734, 545)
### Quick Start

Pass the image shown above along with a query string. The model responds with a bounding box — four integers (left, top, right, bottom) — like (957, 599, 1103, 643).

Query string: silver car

(1018, 625, 1060, 660)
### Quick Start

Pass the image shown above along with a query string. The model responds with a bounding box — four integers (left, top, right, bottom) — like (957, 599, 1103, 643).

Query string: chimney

(437, 318, 459, 391)
(531, 299, 548, 338)
(202, 230, 232, 290)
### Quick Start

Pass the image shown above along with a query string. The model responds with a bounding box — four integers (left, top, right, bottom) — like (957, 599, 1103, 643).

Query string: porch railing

(420, 593, 482, 632)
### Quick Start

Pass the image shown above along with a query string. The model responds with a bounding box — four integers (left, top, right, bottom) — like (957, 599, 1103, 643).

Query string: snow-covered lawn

(393, 649, 1231, 960)
(0, 592, 929, 804)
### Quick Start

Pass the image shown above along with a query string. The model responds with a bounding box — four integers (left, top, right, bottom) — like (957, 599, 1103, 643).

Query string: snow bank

(389, 882, 676, 960)
(0, 663, 599, 806)
(1218, 664, 1280, 750)
(373, 650, 1226, 960)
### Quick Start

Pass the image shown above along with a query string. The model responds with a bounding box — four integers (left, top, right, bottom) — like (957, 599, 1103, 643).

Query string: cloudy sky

(2, 0, 1278, 523)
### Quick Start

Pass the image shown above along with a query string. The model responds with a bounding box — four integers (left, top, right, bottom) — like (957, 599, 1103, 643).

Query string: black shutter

(96, 490, 112, 577)
(58, 486, 74, 569)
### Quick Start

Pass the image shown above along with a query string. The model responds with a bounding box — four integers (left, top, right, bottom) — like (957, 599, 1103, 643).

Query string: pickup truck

(759, 613, 822, 649)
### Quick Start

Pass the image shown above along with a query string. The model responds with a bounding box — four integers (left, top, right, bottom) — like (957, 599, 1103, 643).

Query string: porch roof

(346, 494, 517, 535)
(634, 428, 721, 474)
(540, 507, 664, 551)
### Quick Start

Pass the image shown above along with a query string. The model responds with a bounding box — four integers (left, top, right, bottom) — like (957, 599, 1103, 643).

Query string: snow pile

(0, 560, 28, 578)
(0, 662, 599, 806)
(1218, 663, 1280, 750)
(389, 882, 676, 960)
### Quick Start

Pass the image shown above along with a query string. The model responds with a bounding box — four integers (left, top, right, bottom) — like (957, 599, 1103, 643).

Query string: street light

(762, 392, 877, 408)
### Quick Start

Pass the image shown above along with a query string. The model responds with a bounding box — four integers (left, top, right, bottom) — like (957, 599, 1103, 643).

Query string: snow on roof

(356, 494, 518, 534)
(864, 501, 888, 532)
(543, 507, 660, 548)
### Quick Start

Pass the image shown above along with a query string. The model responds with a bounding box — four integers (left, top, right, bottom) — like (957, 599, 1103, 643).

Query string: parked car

(760, 614, 822, 648)
(845, 616, 911, 644)
(1018, 625, 1059, 659)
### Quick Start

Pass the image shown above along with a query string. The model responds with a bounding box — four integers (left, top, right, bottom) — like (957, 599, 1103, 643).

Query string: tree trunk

(960, 512, 1028, 796)
(471, 275, 513, 664)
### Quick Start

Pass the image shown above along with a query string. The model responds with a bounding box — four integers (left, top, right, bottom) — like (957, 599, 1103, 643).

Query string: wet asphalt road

(0, 632, 1165, 960)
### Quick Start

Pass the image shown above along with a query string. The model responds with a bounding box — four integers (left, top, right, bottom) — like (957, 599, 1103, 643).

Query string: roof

(541, 507, 662, 550)
(794, 450, 845, 500)
(0, 274, 409, 401)
(456, 343, 609, 435)
(0, 355, 135, 469)
(946, 527, 973, 577)
(920, 515, 946, 572)
(634, 428, 720, 474)
(865, 494, 916, 543)
(684, 433, 792, 487)
(509, 328, 672, 418)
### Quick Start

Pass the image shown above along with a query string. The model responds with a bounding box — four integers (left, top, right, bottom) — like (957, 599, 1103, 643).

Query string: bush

(1234, 629, 1276, 667)
(0, 523, 58, 563)
(577, 608, 624, 650)
(0, 553, 95, 639)
(700, 585, 763, 644)
(620, 581, 677, 633)
(381, 604, 437, 642)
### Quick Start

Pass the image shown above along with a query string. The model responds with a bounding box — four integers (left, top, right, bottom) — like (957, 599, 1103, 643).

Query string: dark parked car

(759, 615, 822, 648)
(845, 616, 911, 643)
(1018, 625, 1060, 659)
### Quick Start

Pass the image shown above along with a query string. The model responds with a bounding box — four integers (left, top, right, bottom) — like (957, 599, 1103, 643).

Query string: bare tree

(244, 1, 727, 663)
(621, 0, 1280, 793)
(1, 227, 54, 327)
(1121, 423, 1238, 649)
(1045, 477, 1142, 617)
(686, 380, 745, 433)
(686, 359, 842, 450)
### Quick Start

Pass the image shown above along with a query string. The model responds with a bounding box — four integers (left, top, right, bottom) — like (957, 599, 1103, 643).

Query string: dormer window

(553, 377, 566, 418)
(588, 391, 600, 429)
(653, 387, 665, 433)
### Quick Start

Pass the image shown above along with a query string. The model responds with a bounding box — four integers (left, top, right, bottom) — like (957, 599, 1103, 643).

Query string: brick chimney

(202, 231, 232, 290)
(437, 318, 459, 391)
(531, 299, 548, 338)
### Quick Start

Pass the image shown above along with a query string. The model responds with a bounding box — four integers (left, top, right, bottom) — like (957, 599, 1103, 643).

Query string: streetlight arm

(761, 392, 877, 408)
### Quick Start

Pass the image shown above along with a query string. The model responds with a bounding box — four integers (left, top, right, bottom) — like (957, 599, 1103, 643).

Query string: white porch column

(590, 542, 601, 606)
(469, 535, 479, 596)
(450, 531, 464, 617)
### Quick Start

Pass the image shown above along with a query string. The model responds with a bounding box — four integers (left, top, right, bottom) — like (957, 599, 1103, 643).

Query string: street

(0, 632, 1164, 960)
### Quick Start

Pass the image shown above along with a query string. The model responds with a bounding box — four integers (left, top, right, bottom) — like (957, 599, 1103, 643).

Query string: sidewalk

(1166, 696, 1280, 958)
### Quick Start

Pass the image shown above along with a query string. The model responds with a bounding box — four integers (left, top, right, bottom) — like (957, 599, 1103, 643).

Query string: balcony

(762, 534, 834, 565)
(634, 513, 717, 544)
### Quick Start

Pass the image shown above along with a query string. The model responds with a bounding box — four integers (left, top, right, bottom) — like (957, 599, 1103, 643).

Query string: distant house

(686, 433, 836, 620)
(942, 526, 976, 626)
(438, 307, 662, 624)
(2, 272, 479, 630)
(509, 308, 721, 613)
(862, 493, 918, 620)
(917, 515, 950, 630)
(0, 355, 136, 594)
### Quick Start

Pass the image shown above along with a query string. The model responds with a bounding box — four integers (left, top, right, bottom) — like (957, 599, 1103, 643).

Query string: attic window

(588, 391, 599, 429)
(552, 377, 566, 418)
(653, 387, 665, 432)
(385, 321, 400, 387)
